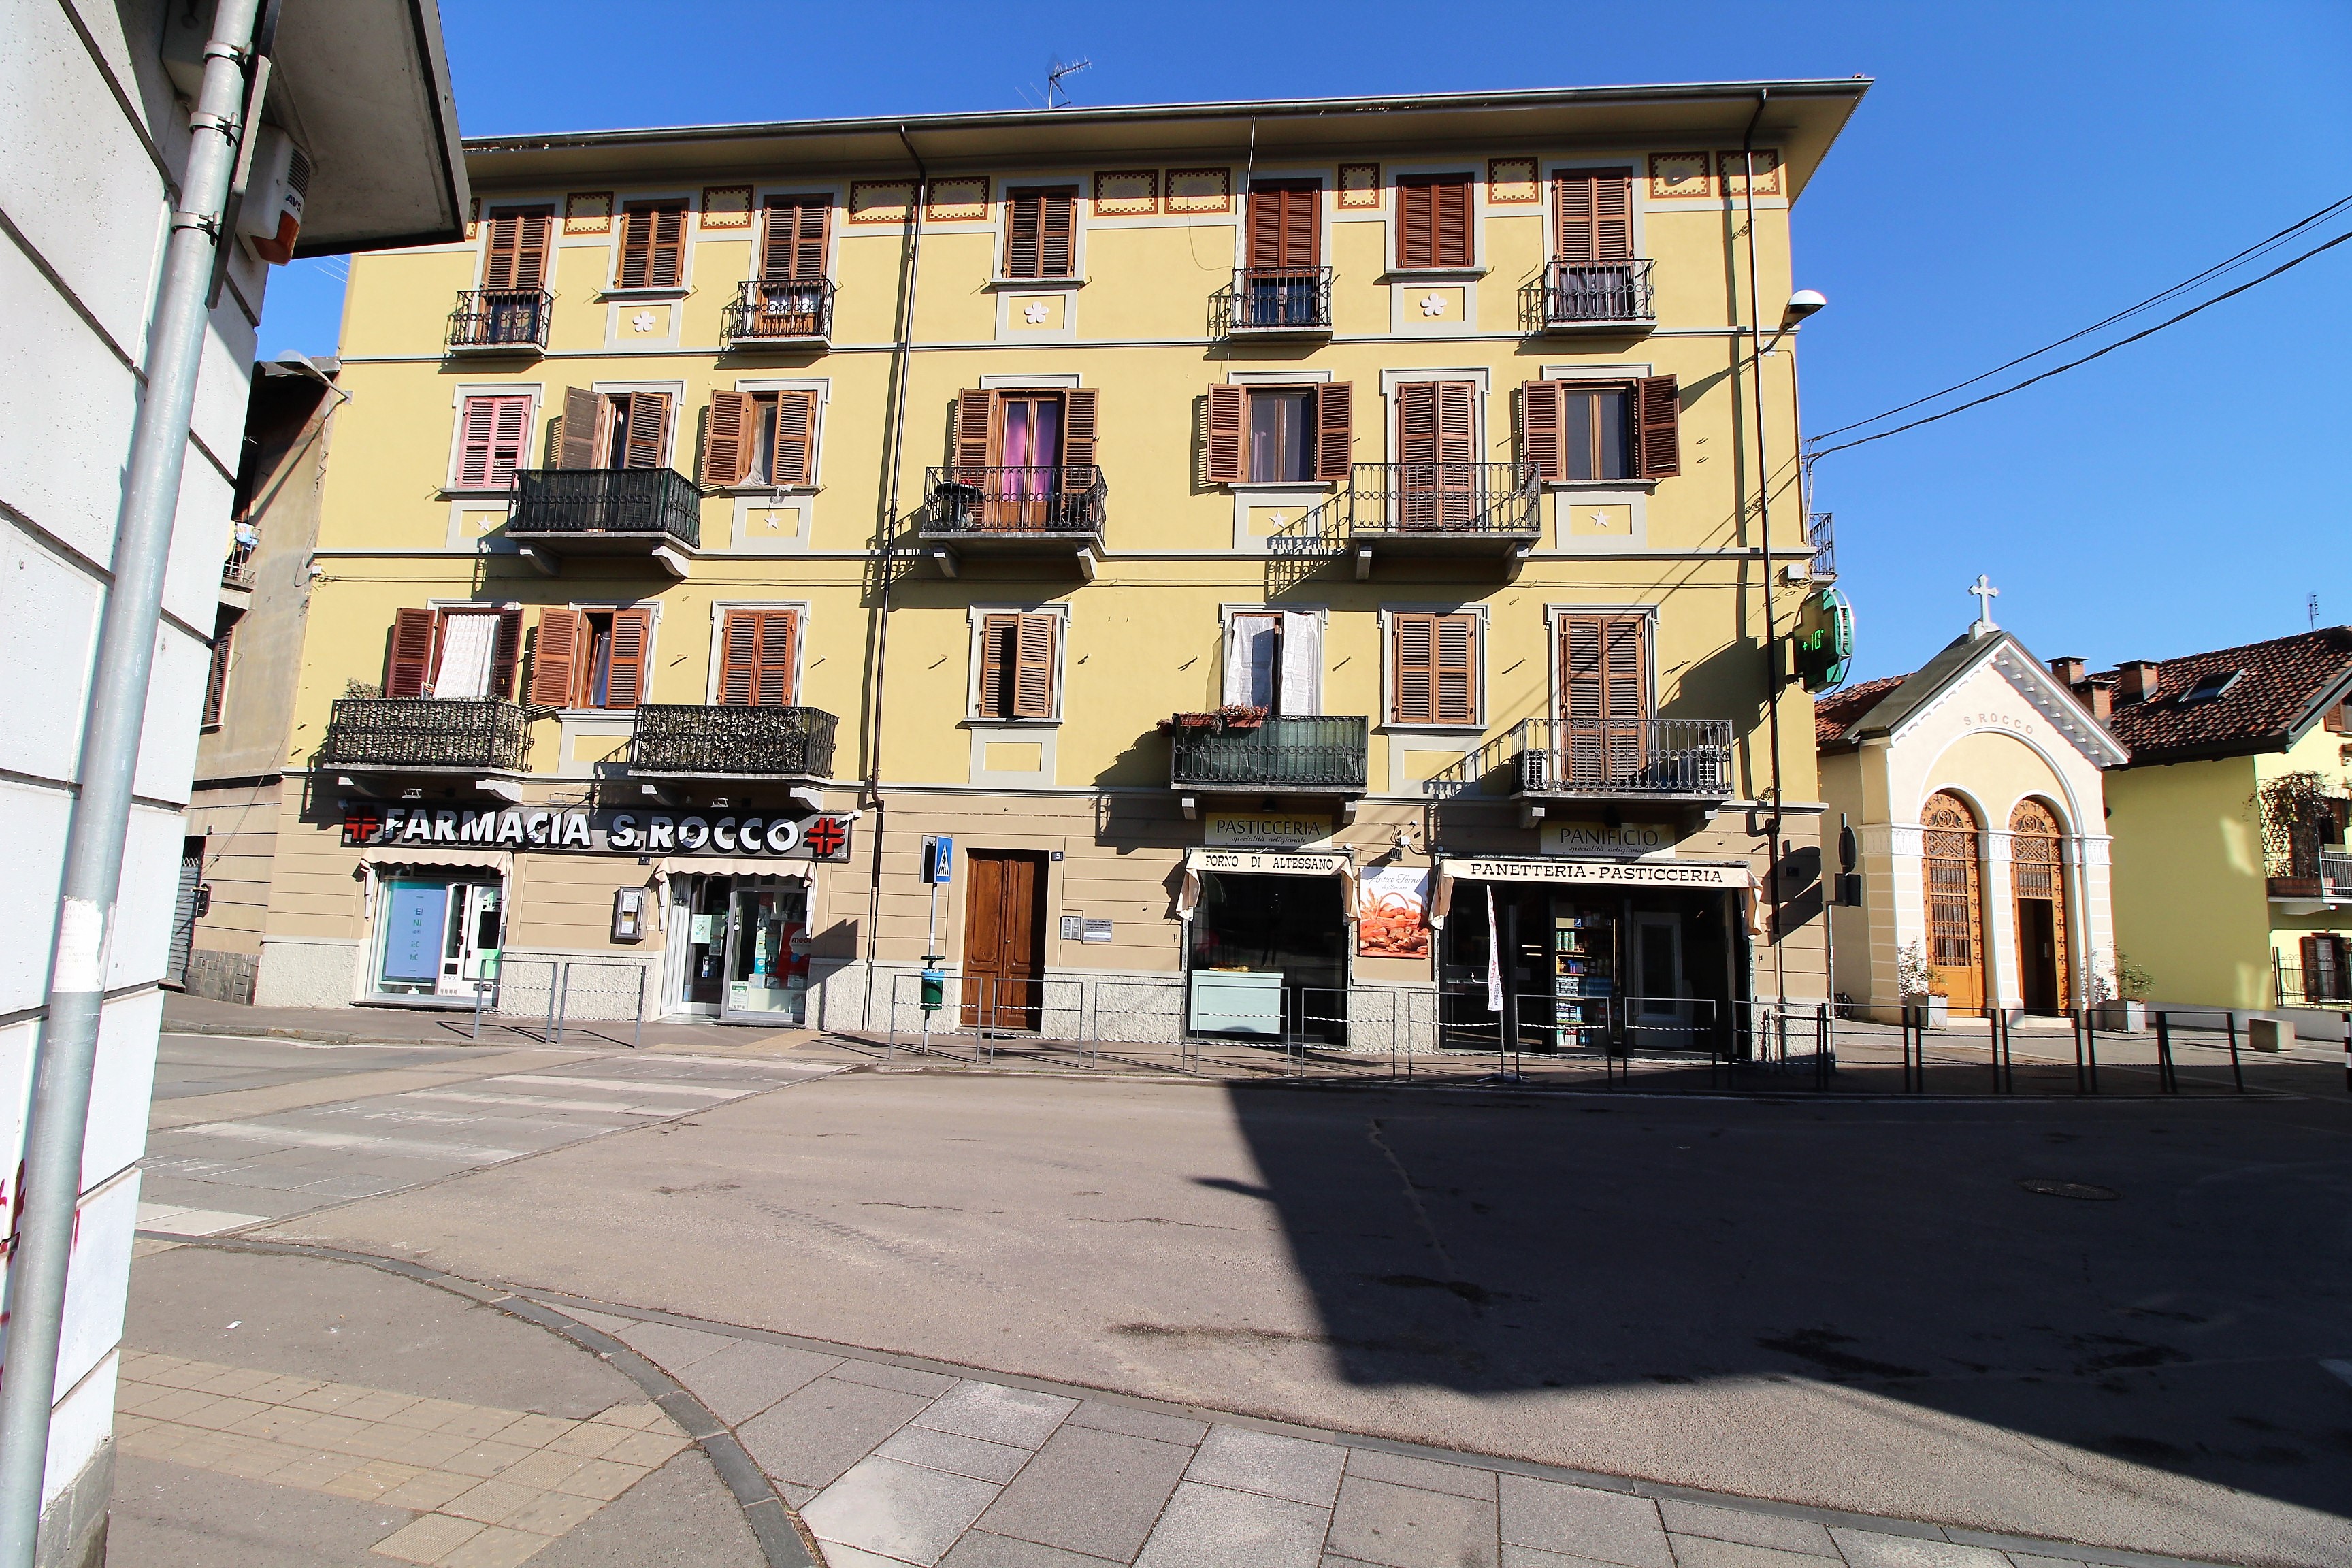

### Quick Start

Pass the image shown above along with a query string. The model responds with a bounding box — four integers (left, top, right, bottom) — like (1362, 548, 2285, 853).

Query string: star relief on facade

(1418, 293, 1447, 317)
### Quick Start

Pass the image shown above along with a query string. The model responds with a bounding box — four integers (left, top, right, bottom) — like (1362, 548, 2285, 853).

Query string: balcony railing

(510, 468, 702, 549)
(919, 466, 1105, 538)
(2269, 849, 2352, 902)
(223, 531, 257, 588)
(1519, 259, 1655, 331)
(1210, 267, 1334, 334)
(318, 698, 534, 773)
(1340, 462, 1541, 540)
(446, 289, 553, 350)
(723, 279, 835, 346)
(627, 704, 838, 779)
(1807, 512, 1837, 581)
(1170, 714, 1369, 794)
(1515, 718, 1735, 797)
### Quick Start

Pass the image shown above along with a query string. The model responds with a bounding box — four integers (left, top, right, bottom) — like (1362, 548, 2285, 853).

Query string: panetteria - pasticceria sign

(341, 804, 854, 861)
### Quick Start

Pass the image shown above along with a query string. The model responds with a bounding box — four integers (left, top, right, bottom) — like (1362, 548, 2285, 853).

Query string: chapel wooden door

(2008, 798, 2068, 1012)
(1921, 791, 1987, 1013)
(962, 851, 1047, 1030)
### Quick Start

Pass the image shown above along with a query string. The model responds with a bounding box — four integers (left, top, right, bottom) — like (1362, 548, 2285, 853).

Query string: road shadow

(1220, 1081, 2352, 1522)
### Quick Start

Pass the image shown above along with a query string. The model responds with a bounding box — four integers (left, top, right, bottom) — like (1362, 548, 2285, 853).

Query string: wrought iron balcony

(318, 698, 534, 774)
(1514, 717, 1735, 799)
(1518, 259, 1655, 332)
(222, 531, 257, 589)
(446, 289, 553, 351)
(917, 466, 1105, 562)
(1807, 512, 1837, 581)
(1169, 714, 1369, 796)
(1267, 463, 1539, 568)
(723, 279, 835, 347)
(1210, 267, 1334, 336)
(627, 704, 838, 781)
(510, 468, 701, 563)
(2268, 849, 2352, 902)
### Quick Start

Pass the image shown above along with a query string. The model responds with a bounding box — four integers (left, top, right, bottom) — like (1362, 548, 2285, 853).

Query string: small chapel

(1814, 580, 2127, 1019)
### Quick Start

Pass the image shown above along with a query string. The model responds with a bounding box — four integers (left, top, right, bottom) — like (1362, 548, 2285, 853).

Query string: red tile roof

(2087, 627, 2352, 763)
(1813, 674, 1905, 747)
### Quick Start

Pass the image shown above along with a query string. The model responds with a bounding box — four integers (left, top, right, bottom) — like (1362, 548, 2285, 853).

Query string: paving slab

(913, 1379, 1080, 1449)
(1133, 1480, 1330, 1568)
(1659, 1499, 1839, 1554)
(1185, 1424, 1348, 1507)
(1499, 1476, 1671, 1568)
(1325, 1473, 1499, 1568)
(738, 1374, 932, 1489)
(974, 1424, 1193, 1561)
(802, 1453, 1002, 1566)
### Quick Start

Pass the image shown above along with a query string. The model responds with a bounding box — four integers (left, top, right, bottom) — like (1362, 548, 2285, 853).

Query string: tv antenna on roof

(1044, 56, 1091, 108)
(2310, 591, 2321, 630)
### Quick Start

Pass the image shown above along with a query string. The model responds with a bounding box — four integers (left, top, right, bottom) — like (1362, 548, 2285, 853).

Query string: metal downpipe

(1740, 88, 1790, 1008)
(0, 2, 263, 1560)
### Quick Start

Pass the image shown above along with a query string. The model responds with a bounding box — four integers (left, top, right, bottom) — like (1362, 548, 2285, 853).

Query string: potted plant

(1897, 941, 1948, 1027)
(1159, 705, 1269, 735)
(2087, 949, 2149, 1031)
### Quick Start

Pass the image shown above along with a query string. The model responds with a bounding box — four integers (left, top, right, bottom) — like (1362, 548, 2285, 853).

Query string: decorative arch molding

(1914, 722, 2092, 836)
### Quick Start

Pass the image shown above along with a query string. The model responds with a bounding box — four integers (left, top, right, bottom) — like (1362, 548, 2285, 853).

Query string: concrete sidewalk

(131, 1237, 2245, 1568)
(163, 990, 822, 1055)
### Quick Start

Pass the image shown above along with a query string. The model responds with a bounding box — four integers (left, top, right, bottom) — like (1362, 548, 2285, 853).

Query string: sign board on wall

(1203, 812, 1336, 851)
(1538, 821, 1678, 858)
(1187, 849, 1352, 876)
(1446, 856, 1752, 889)
(342, 804, 853, 862)
(1356, 866, 1431, 960)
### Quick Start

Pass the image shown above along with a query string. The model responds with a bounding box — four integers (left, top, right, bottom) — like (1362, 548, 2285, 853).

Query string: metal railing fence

(628, 704, 838, 779)
(919, 466, 1106, 537)
(447, 289, 553, 350)
(724, 278, 836, 345)
(510, 467, 702, 547)
(1169, 715, 1369, 791)
(1211, 267, 1335, 333)
(1518, 259, 1656, 330)
(318, 697, 534, 772)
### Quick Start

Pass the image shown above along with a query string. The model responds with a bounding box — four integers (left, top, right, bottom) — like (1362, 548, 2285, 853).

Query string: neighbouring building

(4, 2, 463, 1561)
(177, 355, 346, 1003)
(2071, 629, 2352, 1013)
(208, 81, 1865, 1057)
(1815, 590, 2125, 1020)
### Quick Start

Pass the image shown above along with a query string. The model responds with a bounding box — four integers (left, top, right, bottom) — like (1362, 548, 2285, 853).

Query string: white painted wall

(1, 0, 272, 1522)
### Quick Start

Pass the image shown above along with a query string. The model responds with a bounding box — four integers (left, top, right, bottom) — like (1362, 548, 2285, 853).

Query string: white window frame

(602, 191, 699, 297)
(719, 377, 832, 493)
(1543, 602, 1660, 723)
(1382, 161, 1489, 278)
(546, 597, 664, 717)
(988, 176, 1091, 287)
(587, 379, 689, 470)
(1218, 602, 1328, 713)
(1376, 602, 1490, 733)
(443, 382, 544, 494)
(747, 182, 845, 285)
(1377, 368, 1496, 466)
(964, 601, 1073, 725)
(702, 598, 813, 706)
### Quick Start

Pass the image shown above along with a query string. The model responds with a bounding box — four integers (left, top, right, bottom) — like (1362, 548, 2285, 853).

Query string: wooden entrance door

(2008, 798, 2068, 1011)
(1921, 791, 1987, 1013)
(962, 851, 1046, 1030)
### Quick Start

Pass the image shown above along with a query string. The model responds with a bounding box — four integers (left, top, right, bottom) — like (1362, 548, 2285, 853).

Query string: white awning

(361, 847, 513, 876)
(1437, 855, 1753, 891)
(648, 857, 815, 885)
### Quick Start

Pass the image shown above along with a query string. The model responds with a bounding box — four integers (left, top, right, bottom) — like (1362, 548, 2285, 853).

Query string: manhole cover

(2020, 1178, 2119, 1200)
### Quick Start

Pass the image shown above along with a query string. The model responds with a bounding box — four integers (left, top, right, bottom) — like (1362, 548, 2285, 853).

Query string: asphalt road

(174, 1039, 2352, 1566)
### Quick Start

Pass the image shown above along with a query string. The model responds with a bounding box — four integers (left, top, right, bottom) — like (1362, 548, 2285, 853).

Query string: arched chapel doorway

(2009, 798, 2070, 1012)
(1921, 791, 1987, 1013)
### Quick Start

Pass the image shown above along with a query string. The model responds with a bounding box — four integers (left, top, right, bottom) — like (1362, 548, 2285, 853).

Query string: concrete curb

(149, 1232, 819, 1568)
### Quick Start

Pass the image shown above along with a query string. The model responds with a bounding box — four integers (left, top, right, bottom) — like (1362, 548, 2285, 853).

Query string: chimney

(2119, 661, 2161, 704)
(2076, 681, 2112, 720)
(2048, 657, 2086, 685)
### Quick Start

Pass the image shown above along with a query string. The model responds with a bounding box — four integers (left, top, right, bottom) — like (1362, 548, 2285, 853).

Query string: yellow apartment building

(208, 82, 1865, 1051)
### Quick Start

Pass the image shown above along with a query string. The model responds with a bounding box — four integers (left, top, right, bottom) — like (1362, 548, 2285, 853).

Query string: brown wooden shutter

(619, 202, 685, 288)
(1397, 178, 1433, 270)
(1013, 615, 1057, 718)
(602, 607, 652, 709)
(651, 205, 686, 287)
(772, 390, 817, 487)
(1041, 189, 1075, 277)
(1004, 190, 1042, 278)
(979, 613, 1017, 717)
(1390, 613, 1436, 724)
(617, 206, 651, 289)
(1635, 374, 1680, 478)
(386, 608, 436, 698)
(1552, 170, 1633, 263)
(718, 609, 797, 707)
(1205, 384, 1245, 483)
(203, 621, 233, 725)
(1316, 381, 1353, 481)
(621, 392, 669, 470)
(1435, 614, 1477, 724)
(1520, 380, 1566, 483)
(1434, 174, 1471, 267)
(490, 608, 523, 698)
(527, 608, 582, 706)
(1558, 614, 1649, 779)
(559, 386, 599, 469)
(486, 206, 553, 290)
(1060, 388, 1098, 491)
(483, 210, 521, 291)
(760, 195, 829, 280)
(955, 389, 995, 479)
(1247, 181, 1318, 269)
(703, 391, 749, 487)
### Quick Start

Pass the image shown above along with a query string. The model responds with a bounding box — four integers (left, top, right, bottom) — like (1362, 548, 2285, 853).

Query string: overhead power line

(1810, 225, 2352, 459)
(1811, 191, 2352, 444)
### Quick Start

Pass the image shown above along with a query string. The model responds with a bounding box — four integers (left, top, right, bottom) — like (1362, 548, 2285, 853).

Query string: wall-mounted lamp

(1780, 289, 1827, 331)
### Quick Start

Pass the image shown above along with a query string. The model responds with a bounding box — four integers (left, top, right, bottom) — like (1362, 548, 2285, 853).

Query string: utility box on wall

(612, 887, 647, 943)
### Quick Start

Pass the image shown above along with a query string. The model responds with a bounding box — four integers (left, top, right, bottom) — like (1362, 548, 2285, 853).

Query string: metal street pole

(0, 2, 262, 1560)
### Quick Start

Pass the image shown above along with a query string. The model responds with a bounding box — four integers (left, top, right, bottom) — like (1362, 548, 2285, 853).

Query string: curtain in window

(432, 612, 499, 699)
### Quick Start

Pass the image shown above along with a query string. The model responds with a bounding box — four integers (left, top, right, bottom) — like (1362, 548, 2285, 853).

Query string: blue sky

(261, 0, 2352, 684)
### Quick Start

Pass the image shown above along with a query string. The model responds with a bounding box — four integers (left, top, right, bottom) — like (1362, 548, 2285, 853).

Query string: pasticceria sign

(341, 804, 853, 861)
